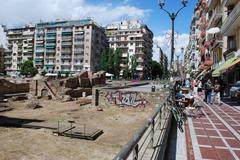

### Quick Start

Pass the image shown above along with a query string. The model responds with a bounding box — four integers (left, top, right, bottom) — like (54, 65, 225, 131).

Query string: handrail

(113, 92, 172, 160)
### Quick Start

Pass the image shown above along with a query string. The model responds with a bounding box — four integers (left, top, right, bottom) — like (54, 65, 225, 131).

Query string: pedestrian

(197, 80, 202, 95)
(213, 79, 221, 105)
(185, 78, 190, 88)
(204, 79, 213, 105)
(192, 79, 198, 96)
(219, 79, 225, 98)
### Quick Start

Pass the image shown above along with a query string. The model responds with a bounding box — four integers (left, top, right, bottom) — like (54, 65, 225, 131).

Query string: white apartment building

(105, 20, 153, 79)
(34, 19, 107, 74)
(4, 25, 35, 76)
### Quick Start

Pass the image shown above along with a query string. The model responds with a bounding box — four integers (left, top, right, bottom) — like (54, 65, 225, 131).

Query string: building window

(86, 32, 90, 35)
(129, 49, 133, 52)
(87, 26, 89, 29)
(85, 60, 88, 63)
(130, 43, 133, 46)
(86, 39, 89, 42)
(86, 46, 89, 49)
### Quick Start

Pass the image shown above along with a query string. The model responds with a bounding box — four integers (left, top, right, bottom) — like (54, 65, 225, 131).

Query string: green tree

(150, 60, 163, 80)
(100, 49, 109, 71)
(113, 49, 121, 79)
(123, 67, 131, 79)
(130, 55, 137, 79)
(100, 48, 122, 79)
(20, 60, 38, 77)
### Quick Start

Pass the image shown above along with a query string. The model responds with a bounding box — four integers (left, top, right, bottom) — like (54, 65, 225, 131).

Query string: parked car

(230, 81, 240, 99)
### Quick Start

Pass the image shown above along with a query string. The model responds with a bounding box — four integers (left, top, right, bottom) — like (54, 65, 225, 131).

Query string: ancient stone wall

(0, 79, 29, 95)
(93, 88, 166, 108)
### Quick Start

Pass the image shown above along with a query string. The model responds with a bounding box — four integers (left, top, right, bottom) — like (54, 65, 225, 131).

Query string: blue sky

(85, 0, 198, 35)
(0, 0, 198, 61)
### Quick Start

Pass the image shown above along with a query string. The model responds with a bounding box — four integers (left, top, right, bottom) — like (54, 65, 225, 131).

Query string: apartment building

(4, 25, 35, 75)
(0, 47, 4, 73)
(218, 0, 240, 90)
(184, 7, 200, 76)
(207, 0, 225, 72)
(34, 19, 107, 74)
(105, 20, 153, 79)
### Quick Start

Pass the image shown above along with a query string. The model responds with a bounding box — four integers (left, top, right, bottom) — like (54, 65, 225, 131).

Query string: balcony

(137, 58, 144, 63)
(45, 56, 55, 59)
(4, 61, 12, 65)
(4, 55, 12, 59)
(62, 49, 72, 53)
(120, 64, 127, 67)
(61, 63, 71, 66)
(222, 2, 240, 36)
(122, 53, 128, 58)
(61, 55, 72, 59)
(136, 66, 144, 71)
(61, 42, 72, 46)
(46, 49, 56, 53)
(208, 6, 222, 28)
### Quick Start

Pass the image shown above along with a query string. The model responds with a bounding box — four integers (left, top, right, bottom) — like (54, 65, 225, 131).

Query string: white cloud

(0, 0, 151, 46)
(153, 31, 189, 63)
(0, 0, 151, 27)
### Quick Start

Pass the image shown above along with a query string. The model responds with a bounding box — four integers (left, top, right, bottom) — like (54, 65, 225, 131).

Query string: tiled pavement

(183, 96, 240, 160)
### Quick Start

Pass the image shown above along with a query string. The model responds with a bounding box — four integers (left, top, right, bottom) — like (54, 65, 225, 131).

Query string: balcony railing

(208, 5, 222, 28)
(222, 2, 240, 35)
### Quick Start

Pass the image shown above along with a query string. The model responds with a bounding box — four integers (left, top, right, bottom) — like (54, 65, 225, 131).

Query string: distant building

(34, 19, 107, 74)
(4, 25, 35, 75)
(105, 20, 153, 79)
(0, 47, 4, 73)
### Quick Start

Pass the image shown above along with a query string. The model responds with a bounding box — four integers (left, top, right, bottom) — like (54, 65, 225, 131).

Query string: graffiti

(106, 91, 149, 107)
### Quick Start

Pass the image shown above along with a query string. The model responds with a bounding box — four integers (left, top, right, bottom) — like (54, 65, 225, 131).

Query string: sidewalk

(179, 96, 240, 160)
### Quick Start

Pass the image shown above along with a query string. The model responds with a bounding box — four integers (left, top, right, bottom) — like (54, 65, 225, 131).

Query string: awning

(196, 68, 208, 79)
(212, 56, 240, 77)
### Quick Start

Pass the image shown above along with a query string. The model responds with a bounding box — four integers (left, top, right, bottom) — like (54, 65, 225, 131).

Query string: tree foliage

(100, 48, 122, 79)
(150, 60, 163, 80)
(20, 60, 38, 77)
(130, 55, 137, 79)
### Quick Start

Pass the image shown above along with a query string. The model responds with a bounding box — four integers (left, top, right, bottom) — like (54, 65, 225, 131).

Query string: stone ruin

(31, 71, 106, 100)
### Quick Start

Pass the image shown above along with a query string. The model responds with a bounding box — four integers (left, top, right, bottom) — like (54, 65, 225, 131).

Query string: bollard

(151, 86, 156, 92)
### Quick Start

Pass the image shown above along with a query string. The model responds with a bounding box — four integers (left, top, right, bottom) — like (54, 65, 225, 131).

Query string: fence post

(158, 109, 162, 130)
(150, 118, 155, 148)
(133, 144, 139, 160)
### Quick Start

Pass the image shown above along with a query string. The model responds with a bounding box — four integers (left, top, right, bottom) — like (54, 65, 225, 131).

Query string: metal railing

(114, 92, 173, 160)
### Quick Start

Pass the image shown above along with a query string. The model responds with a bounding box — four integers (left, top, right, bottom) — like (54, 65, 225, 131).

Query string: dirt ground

(0, 99, 155, 160)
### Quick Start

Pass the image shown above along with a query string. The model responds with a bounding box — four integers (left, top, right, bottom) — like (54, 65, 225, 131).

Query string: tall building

(185, 5, 200, 76)
(105, 20, 153, 79)
(207, 0, 224, 72)
(0, 47, 4, 73)
(34, 19, 107, 74)
(4, 25, 35, 75)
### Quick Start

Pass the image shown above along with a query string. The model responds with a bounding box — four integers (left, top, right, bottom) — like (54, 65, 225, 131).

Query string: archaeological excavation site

(0, 71, 168, 160)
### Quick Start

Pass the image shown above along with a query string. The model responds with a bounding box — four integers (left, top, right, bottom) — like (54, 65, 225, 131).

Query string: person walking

(192, 79, 198, 96)
(213, 79, 221, 105)
(197, 80, 203, 95)
(205, 79, 213, 105)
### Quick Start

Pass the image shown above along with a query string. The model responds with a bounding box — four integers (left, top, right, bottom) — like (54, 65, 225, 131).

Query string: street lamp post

(158, 0, 188, 73)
